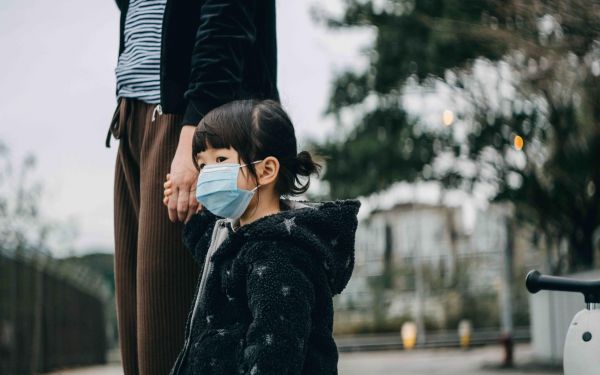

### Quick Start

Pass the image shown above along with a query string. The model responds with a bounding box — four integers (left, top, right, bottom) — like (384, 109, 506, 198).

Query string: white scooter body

(564, 308, 600, 375)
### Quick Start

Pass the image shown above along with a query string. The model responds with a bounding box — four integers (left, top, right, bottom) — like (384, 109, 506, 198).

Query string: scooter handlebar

(526, 269, 600, 303)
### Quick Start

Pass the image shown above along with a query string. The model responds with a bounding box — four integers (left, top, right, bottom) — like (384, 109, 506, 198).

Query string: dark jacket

(170, 199, 361, 375)
(111, 0, 278, 128)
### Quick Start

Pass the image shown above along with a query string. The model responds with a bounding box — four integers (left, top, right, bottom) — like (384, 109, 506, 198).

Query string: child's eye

(216, 156, 228, 163)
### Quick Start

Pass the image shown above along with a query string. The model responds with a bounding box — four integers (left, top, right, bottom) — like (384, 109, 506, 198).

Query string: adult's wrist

(179, 125, 196, 144)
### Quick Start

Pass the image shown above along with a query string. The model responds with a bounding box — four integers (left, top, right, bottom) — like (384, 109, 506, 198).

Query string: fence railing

(335, 326, 531, 352)
(0, 246, 110, 374)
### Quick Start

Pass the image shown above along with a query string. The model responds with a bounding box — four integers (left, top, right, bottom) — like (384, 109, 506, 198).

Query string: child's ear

(258, 156, 279, 186)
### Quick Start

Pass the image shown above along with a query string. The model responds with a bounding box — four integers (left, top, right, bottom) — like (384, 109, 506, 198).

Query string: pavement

(337, 344, 560, 375)
(48, 344, 560, 375)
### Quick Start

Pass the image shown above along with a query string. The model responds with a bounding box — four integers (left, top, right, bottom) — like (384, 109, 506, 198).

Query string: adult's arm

(181, 0, 258, 126)
(169, 0, 257, 223)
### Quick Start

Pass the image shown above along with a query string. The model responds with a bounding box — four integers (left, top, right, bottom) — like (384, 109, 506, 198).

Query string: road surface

(49, 344, 560, 375)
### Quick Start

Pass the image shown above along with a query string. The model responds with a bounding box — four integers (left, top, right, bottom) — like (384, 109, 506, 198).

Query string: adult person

(105, 1, 279, 374)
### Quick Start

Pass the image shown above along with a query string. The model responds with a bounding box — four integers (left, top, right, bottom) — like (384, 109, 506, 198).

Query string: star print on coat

(282, 217, 295, 234)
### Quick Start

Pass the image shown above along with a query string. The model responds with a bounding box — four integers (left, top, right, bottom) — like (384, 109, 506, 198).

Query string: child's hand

(164, 173, 203, 220)
(163, 173, 173, 207)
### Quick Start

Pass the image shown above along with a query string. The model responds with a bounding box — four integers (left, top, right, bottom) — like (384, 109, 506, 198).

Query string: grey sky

(0, 0, 372, 256)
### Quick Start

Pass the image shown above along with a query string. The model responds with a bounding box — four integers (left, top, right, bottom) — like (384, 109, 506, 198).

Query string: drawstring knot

(151, 104, 163, 122)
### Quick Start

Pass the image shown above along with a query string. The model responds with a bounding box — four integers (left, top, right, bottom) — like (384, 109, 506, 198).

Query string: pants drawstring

(151, 104, 163, 122)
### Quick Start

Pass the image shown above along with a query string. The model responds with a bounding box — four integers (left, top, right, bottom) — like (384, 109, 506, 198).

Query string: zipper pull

(151, 104, 163, 122)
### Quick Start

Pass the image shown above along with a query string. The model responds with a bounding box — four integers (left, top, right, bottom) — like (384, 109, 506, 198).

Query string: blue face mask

(195, 161, 262, 219)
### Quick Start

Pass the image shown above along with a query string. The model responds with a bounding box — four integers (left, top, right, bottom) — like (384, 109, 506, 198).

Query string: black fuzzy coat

(169, 199, 360, 375)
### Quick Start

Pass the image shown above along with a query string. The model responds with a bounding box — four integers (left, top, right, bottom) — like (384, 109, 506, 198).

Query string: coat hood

(183, 199, 361, 295)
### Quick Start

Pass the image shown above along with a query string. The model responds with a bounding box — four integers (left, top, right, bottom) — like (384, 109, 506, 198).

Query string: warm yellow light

(442, 110, 454, 126)
(514, 135, 524, 150)
(401, 321, 418, 350)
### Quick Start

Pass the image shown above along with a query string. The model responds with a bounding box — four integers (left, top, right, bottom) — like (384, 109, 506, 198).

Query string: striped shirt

(115, 0, 167, 104)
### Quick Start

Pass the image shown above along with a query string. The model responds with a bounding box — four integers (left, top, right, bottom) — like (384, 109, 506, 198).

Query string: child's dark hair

(192, 99, 321, 196)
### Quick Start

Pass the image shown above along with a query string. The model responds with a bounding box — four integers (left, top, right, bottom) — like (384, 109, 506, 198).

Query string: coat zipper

(172, 219, 229, 374)
(191, 220, 228, 324)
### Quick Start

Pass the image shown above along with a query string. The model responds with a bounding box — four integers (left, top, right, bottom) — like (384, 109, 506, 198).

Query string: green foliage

(334, 314, 413, 335)
(316, 0, 600, 272)
(317, 107, 437, 198)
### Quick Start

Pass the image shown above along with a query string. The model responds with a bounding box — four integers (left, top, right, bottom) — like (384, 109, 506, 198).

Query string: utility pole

(414, 255, 426, 345)
(499, 211, 514, 367)
(411, 192, 426, 346)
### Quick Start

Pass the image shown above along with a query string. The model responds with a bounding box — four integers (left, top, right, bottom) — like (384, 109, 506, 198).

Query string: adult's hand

(167, 125, 199, 223)
(164, 173, 203, 223)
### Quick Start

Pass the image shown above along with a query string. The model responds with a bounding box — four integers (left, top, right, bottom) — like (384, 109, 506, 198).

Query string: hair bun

(295, 151, 321, 177)
(284, 150, 322, 195)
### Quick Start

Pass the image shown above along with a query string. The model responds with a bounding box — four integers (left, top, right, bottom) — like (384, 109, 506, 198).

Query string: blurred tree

(316, 0, 600, 273)
(0, 142, 47, 252)
(0, 142, 77, 255)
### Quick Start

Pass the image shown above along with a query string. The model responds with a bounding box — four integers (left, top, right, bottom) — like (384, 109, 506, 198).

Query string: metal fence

(335, 327, 531, 352)
(0, 247, 111, 374)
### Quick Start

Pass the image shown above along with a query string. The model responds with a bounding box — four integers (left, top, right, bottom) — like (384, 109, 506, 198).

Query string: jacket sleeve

(241, 242, 315, 375)
(182, 0, 257, 126)
(182, 209, 218, 265)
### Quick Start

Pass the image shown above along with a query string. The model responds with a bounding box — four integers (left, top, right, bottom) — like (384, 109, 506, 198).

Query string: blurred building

(337, 200, 538, 332)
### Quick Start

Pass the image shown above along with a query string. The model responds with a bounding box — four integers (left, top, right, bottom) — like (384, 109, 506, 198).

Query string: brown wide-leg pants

(108, 97, 200, 375)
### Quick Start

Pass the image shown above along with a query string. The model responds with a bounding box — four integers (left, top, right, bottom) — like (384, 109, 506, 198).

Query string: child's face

(196, 146, 258, 191)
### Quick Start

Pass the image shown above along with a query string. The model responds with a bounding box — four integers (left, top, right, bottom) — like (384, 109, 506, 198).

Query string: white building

(339, 201, 519, 328)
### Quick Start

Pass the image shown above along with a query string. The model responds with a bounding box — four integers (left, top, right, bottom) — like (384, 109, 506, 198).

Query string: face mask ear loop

(248, 184, 260, 219)
(240, 160, 263, 169)
(241, 160, 263, 220)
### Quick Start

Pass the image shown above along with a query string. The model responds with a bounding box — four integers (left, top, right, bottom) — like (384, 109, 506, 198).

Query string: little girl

(163, 99, 360, 375)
